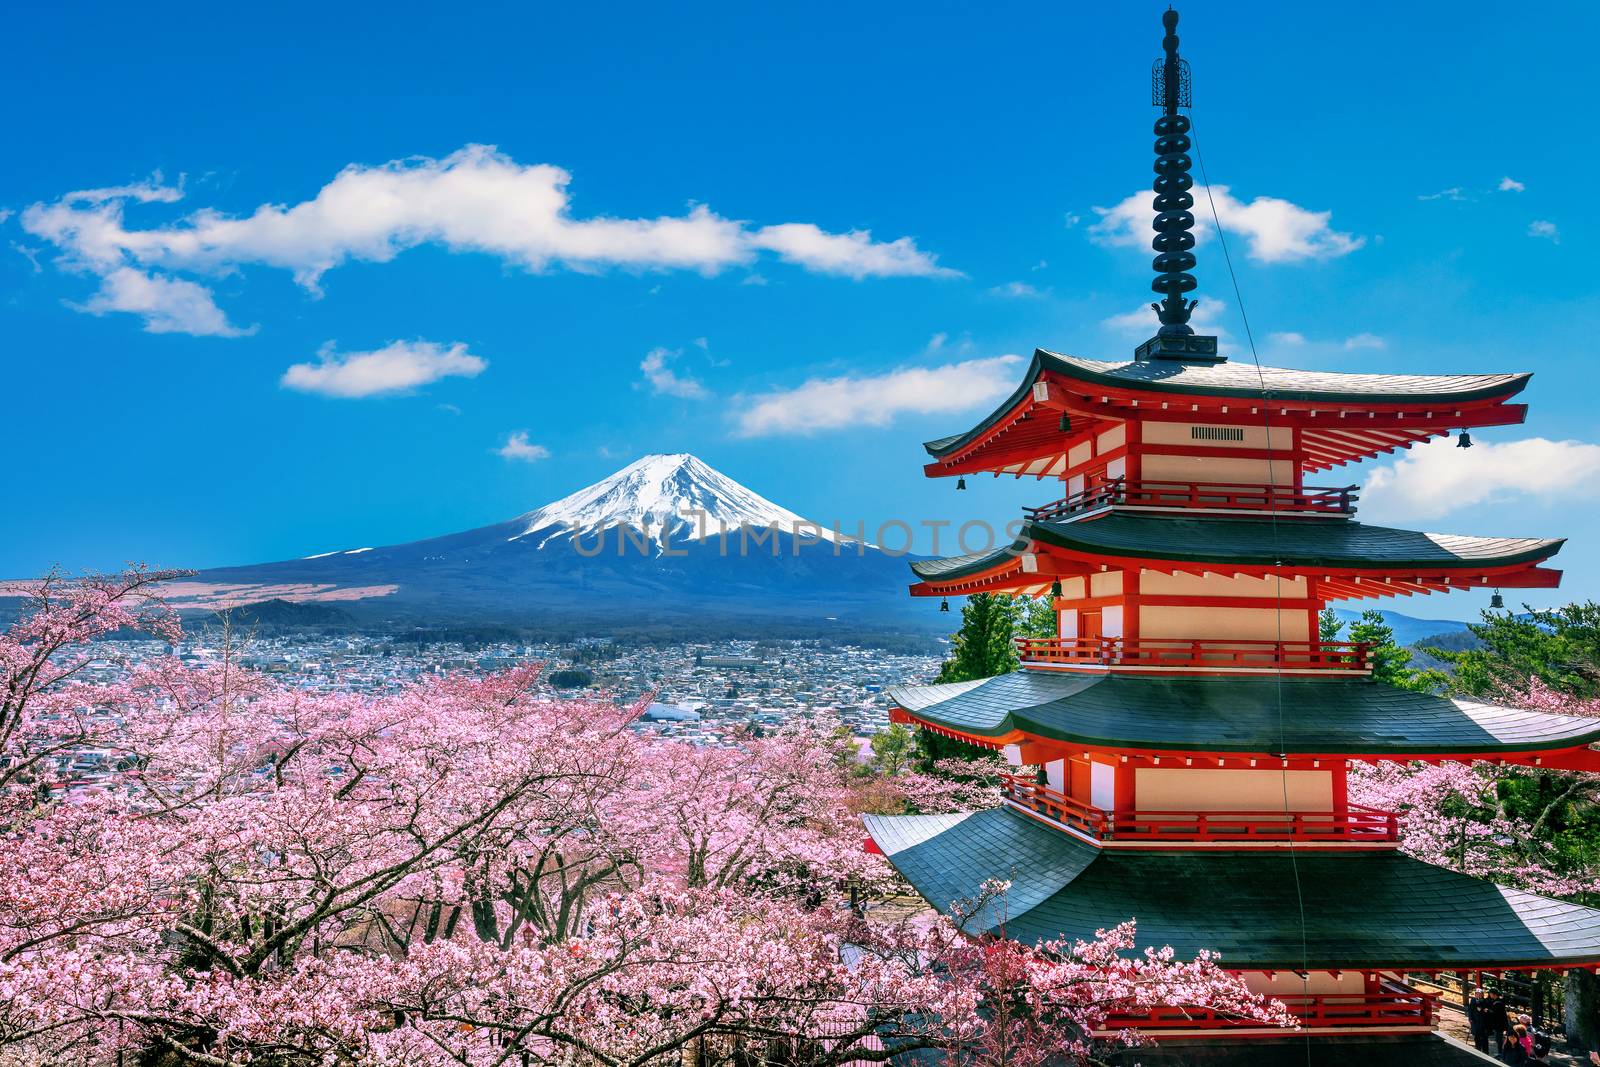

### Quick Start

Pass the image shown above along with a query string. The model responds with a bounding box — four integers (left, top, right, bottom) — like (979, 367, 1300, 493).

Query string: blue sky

(3, 1, 1596, 621)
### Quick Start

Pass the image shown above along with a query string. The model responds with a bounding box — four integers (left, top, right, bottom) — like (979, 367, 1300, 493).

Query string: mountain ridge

(157, 454, 935, 636)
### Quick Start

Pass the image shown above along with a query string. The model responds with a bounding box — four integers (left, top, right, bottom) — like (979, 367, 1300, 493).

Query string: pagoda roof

(862, 806, 1600, 970)
(887, 672, 1600, 756)
(921, 350, 1532, 477)
(923, 351, 1530, 460)
(909, 515, 1562, 592)
(1029, 514, 1562, 571)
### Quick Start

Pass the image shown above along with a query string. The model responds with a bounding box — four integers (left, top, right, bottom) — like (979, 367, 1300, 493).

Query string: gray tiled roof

(863, 806, 1600, 970)
(1030, 514, 1563, 569)
(907, 515, 1563, 580)
(1039, 351, 1531, 402)
(886, 672, 1600, 755)
(923, 350, 1531, 458)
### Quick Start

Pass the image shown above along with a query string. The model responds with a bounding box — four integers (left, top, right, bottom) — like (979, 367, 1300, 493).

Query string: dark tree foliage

(934, 594, 1023, 684)
(916, 594, 1042, 768)
(1429, 601, 1600, 699)
(1319, 609, 1443, 692)
(546, 667, 595, 689)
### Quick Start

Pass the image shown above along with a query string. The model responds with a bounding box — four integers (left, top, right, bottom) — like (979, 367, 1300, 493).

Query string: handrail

(1015, 636, 1373, 672)
(1101, 989, 1436, 1031)
(1024, 478, 1358, 522)
(1001, 774, 1108, 836)
(1001, 776, 1401, 843)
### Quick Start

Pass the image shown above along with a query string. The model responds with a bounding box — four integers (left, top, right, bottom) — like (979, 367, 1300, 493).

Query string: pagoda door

(1067, 758, 1093, 804)
(1080, 611, 1103, 657)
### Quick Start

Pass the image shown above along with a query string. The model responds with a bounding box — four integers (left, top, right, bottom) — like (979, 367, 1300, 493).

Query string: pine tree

(918, 594, 1031, 767)
(1320, 608, 1441, 691)
(934, 593, 1022, 683)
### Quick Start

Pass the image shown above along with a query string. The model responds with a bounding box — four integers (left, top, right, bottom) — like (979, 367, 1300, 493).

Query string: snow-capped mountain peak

(510, 453, 847, 546)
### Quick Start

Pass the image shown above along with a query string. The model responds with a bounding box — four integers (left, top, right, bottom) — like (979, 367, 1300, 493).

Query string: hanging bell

(956, 476, 967, 490)
(1058, 414, 1072, 433)
(939, 598, 951, 613)
(1050, 578, 1064, 599)
(1490, 589, 1505, 609)
(1457, 430, 1473, 449)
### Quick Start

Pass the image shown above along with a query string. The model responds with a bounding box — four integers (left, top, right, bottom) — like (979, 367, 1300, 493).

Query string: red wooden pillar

(1114, 756, 1136, 814)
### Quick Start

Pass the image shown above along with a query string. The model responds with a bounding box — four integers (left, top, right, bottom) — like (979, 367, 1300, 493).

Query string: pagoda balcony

(1016, 636, 1373, 674)
(1001, 775, 1402, 845)
(1023, 478, 1357, 522)
(1099, 983, 1437, 1033)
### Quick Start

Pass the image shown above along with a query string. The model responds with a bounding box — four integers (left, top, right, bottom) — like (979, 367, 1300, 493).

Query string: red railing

(1015, 636, 1372, 672)
(1024, 479, 1357, 522)
(1003, 774, 1107, 836)
(1001, 776, 1401, 844)
(1101, 989, 1436, 1031)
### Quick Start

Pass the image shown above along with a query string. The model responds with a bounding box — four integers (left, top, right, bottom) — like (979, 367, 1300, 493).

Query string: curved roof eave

(908, 538, 1031, 581)
(922, 349, 1533, 461)
(1025, 516, 1565, 572)
(885, 672, 1600, 755)
(864, 807, 1600, 972)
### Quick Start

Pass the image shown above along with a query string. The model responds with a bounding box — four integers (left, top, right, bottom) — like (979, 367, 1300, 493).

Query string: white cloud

(496, 431, 551, 463)
(64, 176, 184, 205)
(22, 145, 954, 335)
(72, 267, 253, 337)
(749, 223, 955, 279)
(1361, 436, 1600, 522)
(1418, 187, 1471, 202)
(1499, 176, 1526, 193)
(639, 347, 708, 399)
(11, 242, 43, 273)
(1529, 220, 1560, 243)
(281, 339, 486, 398)
(1090, 185, 1363, 264)
(1343, 332, 1386, 350)
(732, 355, 1023, 437)
(987, 281, 1043, 298)
(1268, 331, 1307, 347)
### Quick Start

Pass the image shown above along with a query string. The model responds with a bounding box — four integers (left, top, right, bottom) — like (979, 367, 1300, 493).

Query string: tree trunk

(1565, 970, 1600, 1047)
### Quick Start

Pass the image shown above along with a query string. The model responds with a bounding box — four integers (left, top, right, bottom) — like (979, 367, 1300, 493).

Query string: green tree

(1319, 608, 1442, 691)
(1018, 594, 1058, 641)
(919, 593, 1029, 768)
(868, 723, 918, 777)
(1433, 601, 1600, 699)
(934, 594, 1022, 683)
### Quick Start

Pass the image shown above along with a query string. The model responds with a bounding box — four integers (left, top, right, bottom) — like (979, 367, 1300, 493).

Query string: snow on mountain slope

(510, 453, 851, 547)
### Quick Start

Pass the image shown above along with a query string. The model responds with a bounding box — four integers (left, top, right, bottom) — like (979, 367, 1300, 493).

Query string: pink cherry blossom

(0, 570, 1288, 1065)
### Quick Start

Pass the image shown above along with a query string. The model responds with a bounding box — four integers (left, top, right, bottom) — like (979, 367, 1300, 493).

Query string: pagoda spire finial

(1136, 7, 1222, 363)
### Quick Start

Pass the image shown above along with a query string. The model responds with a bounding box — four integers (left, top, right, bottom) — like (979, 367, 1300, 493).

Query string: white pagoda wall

(1138, 572, 1307, 598)
(1245, 970, 1367, 997)
(1139, 605, 1311, 643)
(1136, 422, 1295, 486)
(1133, 768, 1333, 813)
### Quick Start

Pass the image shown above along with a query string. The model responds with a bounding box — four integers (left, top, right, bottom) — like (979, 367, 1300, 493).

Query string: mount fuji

(174, 455, 930, 637)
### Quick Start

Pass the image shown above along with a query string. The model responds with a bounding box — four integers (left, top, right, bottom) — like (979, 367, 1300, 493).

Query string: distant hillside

(1330, 608, 1471, 647)
(200, 598, 355, 628)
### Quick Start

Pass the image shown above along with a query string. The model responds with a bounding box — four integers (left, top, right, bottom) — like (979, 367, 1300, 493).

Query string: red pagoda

(862, 10, 1600, 1064)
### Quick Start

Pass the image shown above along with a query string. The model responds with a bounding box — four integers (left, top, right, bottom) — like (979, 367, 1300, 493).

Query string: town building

(862, 11, 1600, 1063)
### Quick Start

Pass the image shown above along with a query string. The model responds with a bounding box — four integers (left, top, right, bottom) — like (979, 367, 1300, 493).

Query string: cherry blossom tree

(1350, 681, 1600, 900)
(0, 570, 1289, 1066)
